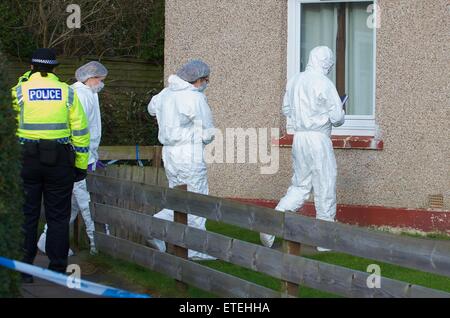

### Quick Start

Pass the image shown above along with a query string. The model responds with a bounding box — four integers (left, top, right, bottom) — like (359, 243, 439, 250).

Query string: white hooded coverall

(38, 81, 101, 253)
(70, 81, 102, 249)
(260, 46, 345, 248)
(148, 74, 216, 260)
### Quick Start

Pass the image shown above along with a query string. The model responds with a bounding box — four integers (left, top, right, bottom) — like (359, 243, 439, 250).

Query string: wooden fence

(5, 56, 163, 93)
(84, 147, 450, 298)
(98, 146, 162, 164)
(73, 146, 164, 248)
(6, 56, 163, 146)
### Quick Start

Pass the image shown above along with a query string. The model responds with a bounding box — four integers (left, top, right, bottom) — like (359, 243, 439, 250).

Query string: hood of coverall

(306, 46, 335, 76)
(167, 74, 197, 92)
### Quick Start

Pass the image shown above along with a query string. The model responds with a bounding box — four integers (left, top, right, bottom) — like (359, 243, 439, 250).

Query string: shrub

(0, 52, 24, 297)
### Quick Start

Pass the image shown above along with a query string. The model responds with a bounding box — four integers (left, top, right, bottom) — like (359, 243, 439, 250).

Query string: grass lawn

(85, 220, 450, 298)
(87, 252, 214, 298)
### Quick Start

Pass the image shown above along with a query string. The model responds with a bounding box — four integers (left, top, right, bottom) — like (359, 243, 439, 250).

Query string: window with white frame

(287, 0, 377, 136)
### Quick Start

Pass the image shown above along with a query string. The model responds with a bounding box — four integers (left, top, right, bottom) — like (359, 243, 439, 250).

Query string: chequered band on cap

(31, 58, 59, 65)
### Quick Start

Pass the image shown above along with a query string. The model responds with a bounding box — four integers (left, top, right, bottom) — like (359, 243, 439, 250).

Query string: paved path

(21, 242, 322, 298)
(21, 252, 148, 298)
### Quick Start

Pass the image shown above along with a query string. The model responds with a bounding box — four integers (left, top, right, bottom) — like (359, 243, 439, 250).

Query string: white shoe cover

(37, 232, 46, 254)
(260, 233, 275, 248)
(316, 246, 332, 252)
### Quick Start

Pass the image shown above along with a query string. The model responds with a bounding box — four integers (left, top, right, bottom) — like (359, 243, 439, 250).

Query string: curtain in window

(300, 2, 375, 117)
(301, 4, 338, 83)
(346, 3, 374, 115)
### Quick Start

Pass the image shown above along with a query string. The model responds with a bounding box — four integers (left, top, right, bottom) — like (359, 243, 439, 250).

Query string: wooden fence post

(281, 239, 301, 297)
(153, 146, 162, 168)
(172, 184, 188, 292)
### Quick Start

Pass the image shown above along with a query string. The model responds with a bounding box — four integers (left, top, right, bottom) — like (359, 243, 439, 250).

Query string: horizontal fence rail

(92, 202, 450, 298)
(96, 232, 280, 298)
(73, 147, 163, 249)
(98, 146, 162, 163)
(6, 56, 163, 91)
(86, 175, 450, 278)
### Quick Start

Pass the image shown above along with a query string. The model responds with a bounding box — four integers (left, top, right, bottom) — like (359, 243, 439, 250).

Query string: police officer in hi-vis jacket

(12, 48, 90, 282)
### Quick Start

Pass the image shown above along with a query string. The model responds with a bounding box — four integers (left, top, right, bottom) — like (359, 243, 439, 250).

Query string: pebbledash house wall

(163, 0, 450, 230)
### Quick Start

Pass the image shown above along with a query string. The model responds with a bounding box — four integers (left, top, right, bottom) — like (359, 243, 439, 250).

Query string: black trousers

(21, 143, 75, 273)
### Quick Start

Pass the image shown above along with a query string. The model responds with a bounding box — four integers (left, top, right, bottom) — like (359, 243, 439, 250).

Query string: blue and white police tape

(0, 256, 150, 298)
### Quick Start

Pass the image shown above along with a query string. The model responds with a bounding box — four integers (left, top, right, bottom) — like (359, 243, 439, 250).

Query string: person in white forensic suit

(260, 46, 346, 252)
(38, 61, 108, 256)
(147, 60, 216, 261)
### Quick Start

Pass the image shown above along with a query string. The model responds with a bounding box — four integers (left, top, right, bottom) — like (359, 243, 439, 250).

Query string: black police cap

(31, 48, 59, 67)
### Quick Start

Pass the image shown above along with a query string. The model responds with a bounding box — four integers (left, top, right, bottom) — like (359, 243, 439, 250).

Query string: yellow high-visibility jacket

(11, 72, 90, 170)
(17, 71, 32, 84)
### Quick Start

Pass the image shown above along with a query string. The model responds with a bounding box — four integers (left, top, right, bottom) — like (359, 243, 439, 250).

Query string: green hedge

(0, 2, 35, 58)
(0, 53, 23, 297)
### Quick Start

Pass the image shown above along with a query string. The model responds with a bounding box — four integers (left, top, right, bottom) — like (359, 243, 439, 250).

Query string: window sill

(273, 134, 384, 150)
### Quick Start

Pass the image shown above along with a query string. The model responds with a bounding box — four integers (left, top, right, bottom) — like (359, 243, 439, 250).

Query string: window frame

(287, 0, 377, 136)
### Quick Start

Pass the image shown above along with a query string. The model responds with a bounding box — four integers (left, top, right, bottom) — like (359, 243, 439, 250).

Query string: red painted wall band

(274, 134, 384, 150)
(229, 198, 450, 234)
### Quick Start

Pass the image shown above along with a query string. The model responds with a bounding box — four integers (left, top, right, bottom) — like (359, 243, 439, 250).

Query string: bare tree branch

(6, 0, 164, 59)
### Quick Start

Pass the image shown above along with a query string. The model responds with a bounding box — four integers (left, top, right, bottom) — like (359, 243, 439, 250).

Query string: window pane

(346, 3, 374, 116)
(300, 3, 338, 83)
